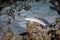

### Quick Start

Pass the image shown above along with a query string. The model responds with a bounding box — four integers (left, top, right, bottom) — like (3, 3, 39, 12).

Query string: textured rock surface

(26, 21, 51, 40)
(10, 35, 23, 40)
(0, 17, 60, 40)
(2, 27, 13, 40)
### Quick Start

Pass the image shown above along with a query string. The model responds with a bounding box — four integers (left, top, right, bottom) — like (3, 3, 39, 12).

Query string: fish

(25, 18, 50, 27)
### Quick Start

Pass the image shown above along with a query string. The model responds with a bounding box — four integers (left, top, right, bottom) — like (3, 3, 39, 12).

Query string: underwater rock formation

(49, 0, 60, 15)
(0, 17, 60, 40)
(1, 27, 24, 40)
(26, 21, 51, 40)
(0, 27, 2, 32)
(2, 27, 13, 40)
(25, 17, 60, 40)
(10, 35, 23, 40)
(48, 17, 60, 40)
(16, 2, 31, 11)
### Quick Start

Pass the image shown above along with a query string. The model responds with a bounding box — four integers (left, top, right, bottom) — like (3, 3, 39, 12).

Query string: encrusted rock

(0, 0, 2, 5)
(56, 30, 60, 35)
(1, 17, 60, 40)
(10, 35, 23, 40)
(23, 35, 30, 40)
(56, 17, 60, 23)
(2, 27, 13, 40)
(17, 6, 23, 11)
(0, 27, 2, 32)
(55, 17, 60, 29)
(26, 21, 43, 34)
(55, 30, 60, 40)
(26, 21, 51, 40)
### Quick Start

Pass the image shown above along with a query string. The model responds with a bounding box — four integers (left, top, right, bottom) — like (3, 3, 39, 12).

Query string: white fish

(25, 18, 50, 27)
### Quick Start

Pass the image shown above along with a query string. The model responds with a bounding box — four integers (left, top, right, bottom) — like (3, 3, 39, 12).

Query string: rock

(2, 27, 24, 40)
(18, 6, 23, 11)
(0, 0, 2, 5)
(2, 27, 13, 40)
(0, 6, 4, 11)
(6, 0, 14, 5)
(0, 27, 2, 32)
(56, 30, 60, 36)
(23, 35, 30, 40)
(55, 17, 60, 29)
(26, 21, 43, 34)
(10, 35, 23, 40)
(23, 5, 30, 11)
(49, 0, 60, 15)
(56, 30, 60, 40)
(0, 36, 2, 40)
(56, 17, 60, 23)
(26, 21, 51, 40)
